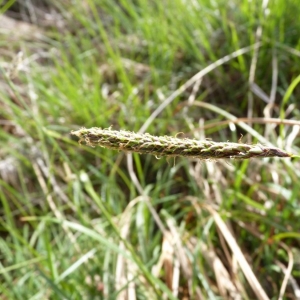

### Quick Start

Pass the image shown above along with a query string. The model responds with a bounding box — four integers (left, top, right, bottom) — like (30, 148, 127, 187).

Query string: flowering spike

(71, 128, 293, 160)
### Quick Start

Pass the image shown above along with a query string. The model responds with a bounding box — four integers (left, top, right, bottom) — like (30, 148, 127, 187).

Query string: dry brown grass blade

(152, 232, 180, 299)
(162, 233, 176, 293)
(165, 219, 204, 300)
(206, 206, 270, 300)
(187, 237, 243, 300)
(277, 243, 294, 300)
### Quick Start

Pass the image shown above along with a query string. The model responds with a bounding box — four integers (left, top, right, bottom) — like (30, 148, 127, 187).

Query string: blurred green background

(0, 0, 300, 299)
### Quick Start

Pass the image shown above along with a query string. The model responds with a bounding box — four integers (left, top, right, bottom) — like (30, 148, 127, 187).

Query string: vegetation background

(1, 0, 300, 299)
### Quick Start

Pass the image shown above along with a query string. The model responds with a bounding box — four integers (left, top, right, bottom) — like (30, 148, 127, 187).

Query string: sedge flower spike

(71, 128, 294, 160)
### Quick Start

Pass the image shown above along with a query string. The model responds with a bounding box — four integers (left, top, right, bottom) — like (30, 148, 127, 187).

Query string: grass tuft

(1, 0, 300, 299)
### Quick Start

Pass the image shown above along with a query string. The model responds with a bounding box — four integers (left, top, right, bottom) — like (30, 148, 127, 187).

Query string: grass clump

(1, 0, 300, 299)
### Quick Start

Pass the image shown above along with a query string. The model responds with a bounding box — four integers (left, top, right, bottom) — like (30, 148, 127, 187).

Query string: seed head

(71, 128, 293, 160)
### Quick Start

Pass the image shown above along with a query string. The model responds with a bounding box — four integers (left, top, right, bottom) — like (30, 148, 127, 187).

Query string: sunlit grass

(0, 0, 300, 299)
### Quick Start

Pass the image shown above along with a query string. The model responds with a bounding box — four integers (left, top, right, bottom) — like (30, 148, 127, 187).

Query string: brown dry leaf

(207, 207, 270, 300)
(162, 233, 175, 291)
(188, 237, 243, 300)
(165, 219, 204, 300)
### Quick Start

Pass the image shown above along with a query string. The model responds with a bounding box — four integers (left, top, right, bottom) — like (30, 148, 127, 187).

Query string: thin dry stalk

(71, 128, 293, 160)
(278, 243, 294, 300)
(207, 207, 270, 300)
(200, 117, 300, 130)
